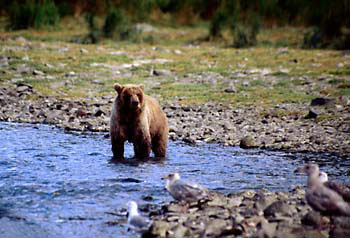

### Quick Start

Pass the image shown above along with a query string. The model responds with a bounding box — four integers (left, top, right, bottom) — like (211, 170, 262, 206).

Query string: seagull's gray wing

(169, 179, 208, 202)
(307, 186, 350, 216)
(129, 215, 152, 232)
(324, 181, 350, 202)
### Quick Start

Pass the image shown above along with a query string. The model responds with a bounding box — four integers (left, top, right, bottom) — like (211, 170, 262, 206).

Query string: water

(0, 122, 349, 238)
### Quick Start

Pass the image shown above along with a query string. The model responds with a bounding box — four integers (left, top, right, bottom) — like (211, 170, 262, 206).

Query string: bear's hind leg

(152, 137, 167, 158)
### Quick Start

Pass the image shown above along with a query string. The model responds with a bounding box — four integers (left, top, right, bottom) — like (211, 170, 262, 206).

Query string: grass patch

(1, 20, 349, 106)
(329, 67, 350, 76)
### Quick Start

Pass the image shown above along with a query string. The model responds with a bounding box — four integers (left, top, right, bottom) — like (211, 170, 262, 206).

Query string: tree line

(1, 0, 349, 49)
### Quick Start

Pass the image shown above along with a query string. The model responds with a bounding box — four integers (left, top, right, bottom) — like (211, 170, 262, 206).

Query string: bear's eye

(123, 94, 130, 101)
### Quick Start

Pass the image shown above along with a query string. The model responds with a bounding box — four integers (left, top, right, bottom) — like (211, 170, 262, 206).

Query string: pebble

(143, 189, 335, 238)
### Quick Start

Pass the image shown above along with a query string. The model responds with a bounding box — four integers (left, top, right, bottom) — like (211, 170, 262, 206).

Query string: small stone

(301, 210, 324, 228)
(142, 195, 154, 201)
(148, 221, 169, 237)
(153, 69, 172, 76)
(264, 201, 292, 218)
(165, 203, 184, 213)
(205, 219, 229, 236)
(224, 86, 237, 93)
(33, 70, 45, 76)
(172, 224, 189, 238)
(93, 108, 104, 117)
(75, 109, 87, 117)
(304, 109, 318, 119)
(254, 194, 276, 211)
(255, 220, 277, 238)
(311, 97, 333, 106)
(15, 36, 27, 43)
(80, 48, 88, 54)
(183, 136, 196, 144)
(16, 85, 30, 93)
(65, 71, 76, 77)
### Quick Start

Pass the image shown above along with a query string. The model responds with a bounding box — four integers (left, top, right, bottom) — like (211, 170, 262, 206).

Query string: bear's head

(114, 83, 145, 112)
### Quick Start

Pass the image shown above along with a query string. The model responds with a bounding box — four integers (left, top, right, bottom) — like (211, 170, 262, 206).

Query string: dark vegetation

(0, 0, 349, 49)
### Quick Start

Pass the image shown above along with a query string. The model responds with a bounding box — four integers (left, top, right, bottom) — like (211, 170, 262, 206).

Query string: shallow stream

(0, 122, 349, 238)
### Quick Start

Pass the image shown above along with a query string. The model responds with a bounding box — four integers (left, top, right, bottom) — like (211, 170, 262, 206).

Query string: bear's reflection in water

(109, 156, 168, 166)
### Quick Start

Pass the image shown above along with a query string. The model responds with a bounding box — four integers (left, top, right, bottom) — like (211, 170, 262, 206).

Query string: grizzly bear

(110, 83, 168, 159)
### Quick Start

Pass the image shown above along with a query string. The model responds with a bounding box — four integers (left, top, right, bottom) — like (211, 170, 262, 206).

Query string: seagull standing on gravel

(163, 172, 209, 203)
(126, 201, 152, 233)
(295, 163, 350, 216)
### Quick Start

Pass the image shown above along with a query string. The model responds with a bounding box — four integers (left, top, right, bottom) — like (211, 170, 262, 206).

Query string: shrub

(82, 8, 138, 43)
(102, 8, 131, 40)
(209, 11, 227, 38)
(230, 11, 260, 48)
(7, 0, 59, 30)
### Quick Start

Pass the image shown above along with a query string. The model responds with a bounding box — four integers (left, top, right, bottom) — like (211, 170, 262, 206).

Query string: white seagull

(127, 201, 152, 233)
(163, 172, 209, 203)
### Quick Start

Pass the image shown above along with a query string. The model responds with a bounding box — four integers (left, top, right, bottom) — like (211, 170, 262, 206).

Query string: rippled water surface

(0, 122, 349, 238)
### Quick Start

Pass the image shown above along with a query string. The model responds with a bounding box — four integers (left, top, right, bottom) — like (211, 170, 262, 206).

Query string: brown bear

(110, 83, 168, 159)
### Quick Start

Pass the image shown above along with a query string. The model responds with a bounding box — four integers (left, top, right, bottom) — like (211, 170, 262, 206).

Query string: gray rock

(205, 219, 229, 236)
(254, 193, 276, 211)
(255, 221, 277, 238)
(153, 69, 172, 76)
(33, 70, 45, 76)
(264, 201, 292, 218)
(65, 71, 76, 77)
(304, 109, 318, 119)
(93, 108, 105, 117)
(16, 85, 30, 93)
(173, 50, 182, 55)
(135, 23, 157, 33)
(311, 97, 333, 106)
(224, 86, 237, 93)
(301, 210, 324, 228)
(171, 224, 189, 238)
(148, 221, 169, 238)
(80, 48, 88, 54)
(240, 135, 256, 148)
(15, 36, 27, 43)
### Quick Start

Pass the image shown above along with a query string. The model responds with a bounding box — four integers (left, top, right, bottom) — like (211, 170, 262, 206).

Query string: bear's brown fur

(110, 83, 168, 159)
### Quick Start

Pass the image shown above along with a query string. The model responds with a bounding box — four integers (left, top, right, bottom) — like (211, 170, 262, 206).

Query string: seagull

(295, 163, 350, 216)
(126, 201, 152, 233)
(163, 172, 209, 203)
(318, 171, 350, 202)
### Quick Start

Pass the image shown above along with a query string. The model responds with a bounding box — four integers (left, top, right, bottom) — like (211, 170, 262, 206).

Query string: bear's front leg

(111, 136, 125, 160)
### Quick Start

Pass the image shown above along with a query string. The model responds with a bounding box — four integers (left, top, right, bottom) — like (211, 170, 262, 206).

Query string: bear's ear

(114, 83, 123, 94)
(139, 84, 144, 91)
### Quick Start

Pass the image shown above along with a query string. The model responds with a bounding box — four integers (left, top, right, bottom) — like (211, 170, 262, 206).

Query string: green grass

(0, 17, 349, 106)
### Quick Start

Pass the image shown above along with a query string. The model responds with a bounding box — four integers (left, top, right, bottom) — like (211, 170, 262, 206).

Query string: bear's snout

(130, 95, 140, 108)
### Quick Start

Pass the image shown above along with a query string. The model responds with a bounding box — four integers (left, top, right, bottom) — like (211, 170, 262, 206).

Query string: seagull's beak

(161, 175, 168, 180)
(294, 167, 306, 173)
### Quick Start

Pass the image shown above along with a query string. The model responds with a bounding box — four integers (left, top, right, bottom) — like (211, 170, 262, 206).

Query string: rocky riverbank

(142, 188, 350, 238)
(0, 83, 349, 157)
